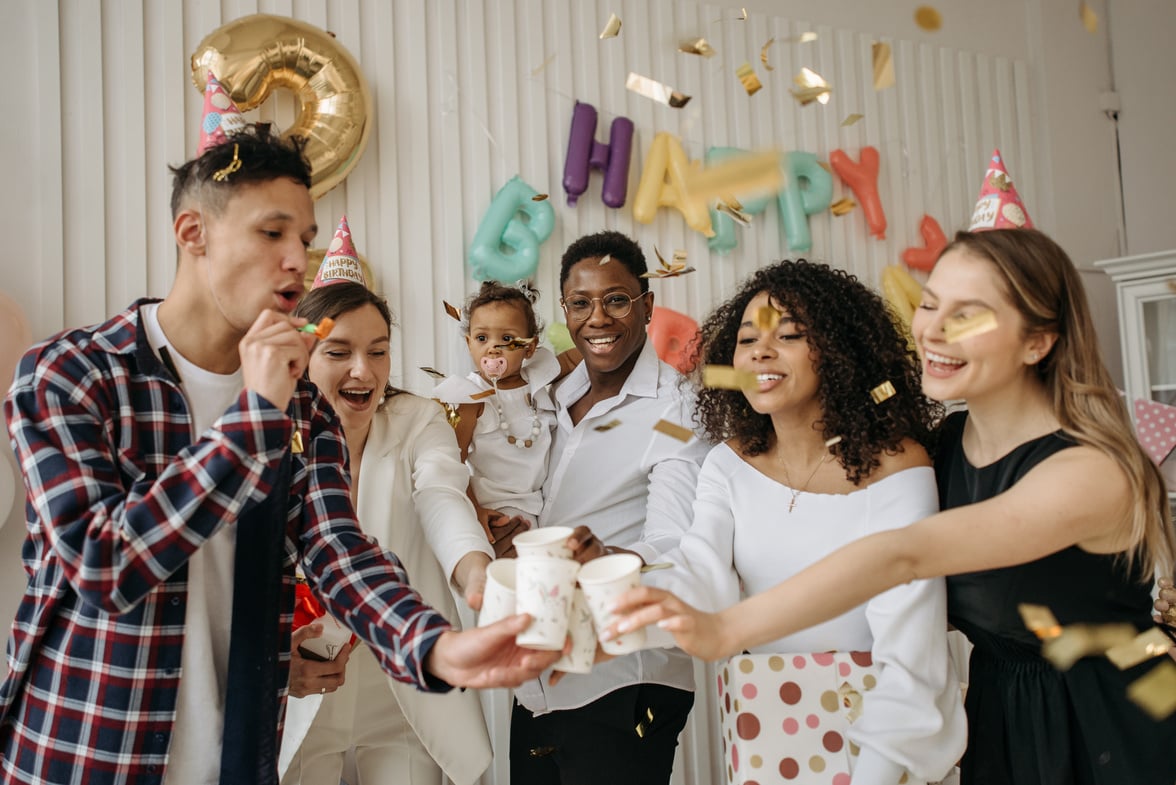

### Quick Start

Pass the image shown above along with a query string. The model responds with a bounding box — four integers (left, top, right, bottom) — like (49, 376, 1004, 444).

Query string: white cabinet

(1096, 251, 1176, 500)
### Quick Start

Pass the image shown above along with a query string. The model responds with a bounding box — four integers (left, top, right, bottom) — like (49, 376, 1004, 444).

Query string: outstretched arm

(425, 614, 564, 688)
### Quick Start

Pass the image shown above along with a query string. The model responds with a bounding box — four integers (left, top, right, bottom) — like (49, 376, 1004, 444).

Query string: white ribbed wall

(2, 2, 1048, 784)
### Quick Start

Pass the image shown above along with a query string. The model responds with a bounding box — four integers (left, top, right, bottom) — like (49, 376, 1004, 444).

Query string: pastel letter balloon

(191, 14, 372, 200)
(778, 152, 834, 252)
(901, 215, 947, 272)
(706, 147, 780, 255)
(563, 101, 635, 208)
(830, 147, 887, 240)
(648, 307, 701, 374)
(632, 132, 714, 238)
(468, 176, 555, 282)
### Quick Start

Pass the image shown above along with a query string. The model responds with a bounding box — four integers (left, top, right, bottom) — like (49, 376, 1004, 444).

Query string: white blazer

(280, 393, 494, 784)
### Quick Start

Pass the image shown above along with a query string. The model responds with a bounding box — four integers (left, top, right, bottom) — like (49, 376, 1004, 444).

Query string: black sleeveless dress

(936, 412, 1176, 785)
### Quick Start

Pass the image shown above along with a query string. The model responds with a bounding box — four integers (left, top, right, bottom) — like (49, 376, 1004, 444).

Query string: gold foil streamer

(1042, 623, 1137, 671)
(914, 6, 943, 31)
(736, 62, 763, 96)
(841, 113, 864, 127)
(599, 13, 622, 39)
(679, 38, 716, 58)
(419, 366, 446, 380)
(760, 38, 776, 71)
(443, 300, 462, 321)
(1018, 604, 1064, 639)
(944, 310, 998, 344)
(869, 381, 896, 404)
(532, 193, 549, 201)
(593, 419, 622, 432)
(789, 67, 832, 106)
(470, 388, 497, 401)
(654, 419, 694, 442)
(872, 42, 895, 91)
(1105, 628, 1174, 670)
(1080, 2, 1099, 34)
(753, 305, 782, 332)
(626, 72, 692, 108)
(291, 430, 304, 454)
(683, 150, 784, 207)
(1127, 660, 1176, 720)
(703, 365, 757, 390)
(212, 144, 243, 182)
(830, 197, 857, 216)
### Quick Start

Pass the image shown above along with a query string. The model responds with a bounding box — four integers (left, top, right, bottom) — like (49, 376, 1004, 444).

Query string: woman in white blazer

(279, 281, 495, 785)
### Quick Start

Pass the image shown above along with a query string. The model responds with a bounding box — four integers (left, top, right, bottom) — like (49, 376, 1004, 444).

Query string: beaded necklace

(490, 378, 542, 449)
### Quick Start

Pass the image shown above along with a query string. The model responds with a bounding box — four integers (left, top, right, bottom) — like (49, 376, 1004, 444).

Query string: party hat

(312, 215, 369, 288)
(968, 149, 1033, 231)
(197, 72, 247, 155)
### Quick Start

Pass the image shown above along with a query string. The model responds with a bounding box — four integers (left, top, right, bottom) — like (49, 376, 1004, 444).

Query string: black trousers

(510, 683, 695, 785)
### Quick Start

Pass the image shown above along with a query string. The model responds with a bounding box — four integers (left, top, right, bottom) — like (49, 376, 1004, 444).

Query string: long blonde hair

(945, 229, 1174, 580)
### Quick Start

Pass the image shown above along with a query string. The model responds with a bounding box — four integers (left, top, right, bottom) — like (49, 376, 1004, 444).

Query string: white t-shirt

(141, 304, 244, 785)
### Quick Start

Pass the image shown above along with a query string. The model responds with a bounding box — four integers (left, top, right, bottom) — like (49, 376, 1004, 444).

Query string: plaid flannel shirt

(0, 300, 452, 785)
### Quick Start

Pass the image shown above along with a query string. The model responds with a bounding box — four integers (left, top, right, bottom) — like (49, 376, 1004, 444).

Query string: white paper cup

(513, 526, 574, 560)
(298, 613, 352, 661)
(514, 557, 581, 650)
(478, 558, 517, 628)
(577, 553, 646, 655)
(551, 588, 596, 673)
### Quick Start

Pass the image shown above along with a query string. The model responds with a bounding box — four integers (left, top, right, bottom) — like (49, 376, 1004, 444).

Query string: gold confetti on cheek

(1127, 660, 1176, 720)
(869, 380, 896, 404)
(753, 306, 781, 332)
(760, 38, 776, 71)
(736, 62, 763, 96)
(841, 113, 864, 127)
(1079, 1, 1098, 33)
(914, 5, 943, 31)
(625, 72, 692, 108)
(829, 197, 857, 216)
(943, 310, 998, 343)
(593, 418, 623, 432)
(653, 419, 694, 442)
(679, 38, 716, 57)
(872, 42, 895, 91)
(443, 301, 462, 322)
(599, 12, 622, 39)
(531, 193, 549, 202)
(703, 365, 758, 390)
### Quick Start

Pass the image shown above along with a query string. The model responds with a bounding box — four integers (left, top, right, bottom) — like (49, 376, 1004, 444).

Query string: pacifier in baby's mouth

(481, 356, 508, 379)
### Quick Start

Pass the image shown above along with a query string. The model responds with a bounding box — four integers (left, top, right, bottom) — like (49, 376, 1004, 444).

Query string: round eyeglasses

(560, 292, 645, 322)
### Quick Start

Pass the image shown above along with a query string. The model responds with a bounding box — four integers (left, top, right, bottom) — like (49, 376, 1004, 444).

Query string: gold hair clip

(212, 143, 243, 182)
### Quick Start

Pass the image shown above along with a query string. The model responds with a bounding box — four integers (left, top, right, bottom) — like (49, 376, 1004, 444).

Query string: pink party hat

(312, 215, 369, 289)
(197, 72, 247, 155)
(968, 149, 1034, 231)
(1133, 397, 1176, 466)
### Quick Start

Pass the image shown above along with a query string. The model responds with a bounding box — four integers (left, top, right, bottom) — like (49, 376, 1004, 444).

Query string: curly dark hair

(691, 259, 943, 485)
(460, 280, 542, 337)
(168, 122, 312, 218)
(559, 230, 649, 295)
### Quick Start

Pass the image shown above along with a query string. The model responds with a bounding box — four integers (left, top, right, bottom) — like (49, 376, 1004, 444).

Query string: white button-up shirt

(515, 339, 710, 714)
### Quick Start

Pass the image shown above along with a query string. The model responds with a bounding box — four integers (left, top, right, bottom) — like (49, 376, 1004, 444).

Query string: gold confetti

(1105, 628, 1174, 670)
(531, 53, 557, 76)
(1127, 660, 1176, 720)
(753, 305, 781, 332)
(1042, 623, 1137, 671)
(872, 42, 895, 91)
(683, 150, 783, 207)
(599, 12, 622, 39)
(494, 337, 538, 351)
(914, 6, 942, 32)
(1079, 2, 1098, 33)
(653, 419, 694, 442)
(441, 402, 461, 429)
(944, 310, 998, 344)
(598, 254, 613, 266)
(716, 198, 752, 226)
(443, 300, 462, 322)
(703, 365, 757, 390)
(825, 435, 843, 447)
(782, 31, 819, 44)
(625, 72, 692, 108)
(470, 388, 497, 401)
(642, 247, 696, 279)
(736, 62, 763, 96)
(532, 193, 549, 201)
(291, 431, 304, 454)
(419, 366, 446, 380)
(830, 197, 857, 216)
(789, 67, 832, 106)
(679, 38, 716, 58)
(1018, 604, 1064, 639)
(760, 38, 776, 71)
(593, 418, 622, 432)
(841, 113, 864, 127)
(640, 562, 673, 573)
(869, 380, 896, 404)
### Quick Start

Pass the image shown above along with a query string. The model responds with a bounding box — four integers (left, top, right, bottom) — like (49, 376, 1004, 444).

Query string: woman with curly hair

(644, 259, 966, 785)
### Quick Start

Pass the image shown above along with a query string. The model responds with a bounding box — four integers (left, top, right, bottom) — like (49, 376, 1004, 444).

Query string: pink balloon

(648, 307, 700, 374)
(0, 289, 32, 390)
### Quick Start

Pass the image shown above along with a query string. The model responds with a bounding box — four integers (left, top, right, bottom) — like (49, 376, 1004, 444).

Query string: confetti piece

(830, 197, 857, 216)
(419, 366, 447, 380)
(1105, 628, 1173, 670)
(494, 337, 538, 351)
(1042, 623, 1137, 671)
(760, 38, 776, 71)
(703, 365, 757, 390)
(790, 67, 832, 106)
(593, 419, 623, 432)
(872, 42, 895, 90)
(1127, 660, 1176, 720)
(869, 380, 896, 404)
(781, 31, 819, 44)
(443, 301, 462, 321)
(470, 388, 497, 401)
(753, 305, 781, 332)
(654, 419, 694, 442)
(531, 53, 557, 76)
(441, 402, 461, 429)
(291, 431, 304, 454)
(841, 113, 864, 127)
(598, 254, 613, 266)
(683, 150, 784, 206)
(736, 62, 763, 96)
(298, 317, 335, 340)
(626, 72, 692, 108)
(738, 7, 747, 21)
(532, 193, 549, 201)
(914, 6, 942, 32)
(1018, 604, 1063, 639)
(716, 198, 752, 226)
(599, 12, 622, 39)
(679, 38, 716, 57)
(1079, 2, 1098, 33)
(824, 435, 843, 447)
(944, 310, 998, 343)
(640, 562, 673, 573)
(641, 247, 695, 279)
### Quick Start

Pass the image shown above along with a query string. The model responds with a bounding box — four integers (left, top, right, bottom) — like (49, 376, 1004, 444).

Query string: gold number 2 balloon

(191, 14, 372, 200)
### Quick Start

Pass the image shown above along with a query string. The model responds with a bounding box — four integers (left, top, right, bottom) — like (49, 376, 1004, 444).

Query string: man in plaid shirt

(0, 125, 559, 785)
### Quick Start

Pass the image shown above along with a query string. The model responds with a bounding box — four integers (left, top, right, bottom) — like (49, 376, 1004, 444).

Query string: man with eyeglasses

(509, 231, 710, 785)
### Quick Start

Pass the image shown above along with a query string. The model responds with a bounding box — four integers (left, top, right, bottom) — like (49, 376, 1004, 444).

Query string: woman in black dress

(612, 229, 1176, 784)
